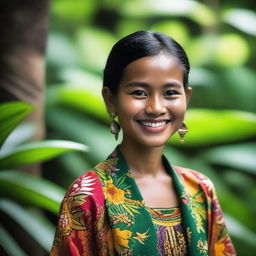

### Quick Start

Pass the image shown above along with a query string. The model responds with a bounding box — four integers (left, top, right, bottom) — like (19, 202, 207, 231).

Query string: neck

(119, 138, 165, 177)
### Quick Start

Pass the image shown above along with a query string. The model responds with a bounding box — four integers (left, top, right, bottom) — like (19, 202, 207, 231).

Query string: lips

(138, 120, 169, 127)
(137, 120, 170, 131)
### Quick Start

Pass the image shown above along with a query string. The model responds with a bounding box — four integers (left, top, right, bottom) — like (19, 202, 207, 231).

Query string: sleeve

(202, 177, 236, 256)
(50, 171, 114, 256)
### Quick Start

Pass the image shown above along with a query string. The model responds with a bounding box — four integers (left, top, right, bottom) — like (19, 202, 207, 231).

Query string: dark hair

(103, 30, 190, 94)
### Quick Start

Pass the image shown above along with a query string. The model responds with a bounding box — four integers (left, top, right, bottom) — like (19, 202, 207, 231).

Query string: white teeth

(140, 121, 167, 127)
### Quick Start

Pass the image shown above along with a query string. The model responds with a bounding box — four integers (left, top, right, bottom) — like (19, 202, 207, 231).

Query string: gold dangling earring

(178, 122, 188, 143)
(110, 112, 120, 140)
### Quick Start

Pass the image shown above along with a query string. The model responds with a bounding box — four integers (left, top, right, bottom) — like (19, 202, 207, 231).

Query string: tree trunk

(0, 1, 51, 255)
(0, 0, 50, 176)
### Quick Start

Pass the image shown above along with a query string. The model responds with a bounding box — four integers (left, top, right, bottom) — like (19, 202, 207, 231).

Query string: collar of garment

(96, 145, 209, 256)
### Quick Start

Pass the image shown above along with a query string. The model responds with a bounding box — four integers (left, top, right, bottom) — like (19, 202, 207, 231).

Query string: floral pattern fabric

(149, 207, 187, 256)
(51, 146, 236, 256)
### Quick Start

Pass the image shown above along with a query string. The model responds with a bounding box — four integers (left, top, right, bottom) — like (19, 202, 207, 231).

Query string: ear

(102, 87, 116, 114)
(185, 86, 192, 105)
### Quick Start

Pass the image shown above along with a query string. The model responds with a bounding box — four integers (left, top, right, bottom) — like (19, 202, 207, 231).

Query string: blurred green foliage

(1, 0, 256, 255)
(0, 102, 87, 255)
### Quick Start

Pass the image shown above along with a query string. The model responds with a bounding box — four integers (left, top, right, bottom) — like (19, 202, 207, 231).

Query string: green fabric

(51, 146, 236, 255)
(98, 147, 208, 255)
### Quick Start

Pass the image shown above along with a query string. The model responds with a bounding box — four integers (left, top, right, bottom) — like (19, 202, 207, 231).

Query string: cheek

(117, 98, 144, 133)
(166, 98, 187, 115)
(116, 96, 144, 118)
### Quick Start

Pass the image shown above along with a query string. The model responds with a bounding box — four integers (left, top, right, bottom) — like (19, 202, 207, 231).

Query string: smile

(138, 121, 168, 127)
(136, 120, 170, 132)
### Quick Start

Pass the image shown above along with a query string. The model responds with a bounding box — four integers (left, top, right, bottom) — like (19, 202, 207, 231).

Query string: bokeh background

(0, 0, 256, 255)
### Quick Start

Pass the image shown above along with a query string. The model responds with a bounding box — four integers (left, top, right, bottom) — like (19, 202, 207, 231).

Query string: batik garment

(51, 146, 236, 256)
(148, 207, 187, 256)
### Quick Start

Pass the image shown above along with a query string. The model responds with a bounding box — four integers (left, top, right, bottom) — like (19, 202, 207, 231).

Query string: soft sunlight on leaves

(0, 140, 88, 169)
(1, 1, 255, 254)
(215, 34, 249, 66)
(223, 9, 256, 36)
(0, 171, 65, 213)
(170, 109, 256, 146)
(202, 143, 256, 174)
(0, 200, 55, 251)
(0, 225, 26, 256)
(76, 28, 116, 71)
(121, 0, 217, 26)
(0, 102, 34, 148)
(151, 21, 190, 46)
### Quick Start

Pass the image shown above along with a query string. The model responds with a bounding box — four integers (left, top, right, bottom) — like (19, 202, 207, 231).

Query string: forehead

(119, 53, 184, 87)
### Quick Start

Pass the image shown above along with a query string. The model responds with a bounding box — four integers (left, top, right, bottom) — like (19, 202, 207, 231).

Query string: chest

(134, 175, 179, 208)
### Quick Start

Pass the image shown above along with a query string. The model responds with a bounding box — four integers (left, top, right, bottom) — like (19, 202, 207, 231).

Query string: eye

(163, 90, 179, 97)
(130, 90, 147, 97)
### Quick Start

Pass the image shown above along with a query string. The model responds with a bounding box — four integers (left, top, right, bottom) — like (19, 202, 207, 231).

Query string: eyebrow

(125, 81, 182, 89)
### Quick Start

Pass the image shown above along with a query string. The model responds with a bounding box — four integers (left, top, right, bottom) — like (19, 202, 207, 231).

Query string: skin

(102, 52, 192, 208)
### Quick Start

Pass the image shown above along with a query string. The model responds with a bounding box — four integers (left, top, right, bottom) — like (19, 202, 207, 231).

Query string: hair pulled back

(103, 30, 190, 94)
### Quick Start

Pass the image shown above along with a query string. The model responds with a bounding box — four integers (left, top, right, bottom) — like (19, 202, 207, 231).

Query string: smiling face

(103, 53, 192, 148)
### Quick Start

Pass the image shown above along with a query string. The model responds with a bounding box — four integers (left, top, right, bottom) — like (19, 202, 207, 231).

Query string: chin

(123, 131, 172, 149)
(135, 137, 169, 148)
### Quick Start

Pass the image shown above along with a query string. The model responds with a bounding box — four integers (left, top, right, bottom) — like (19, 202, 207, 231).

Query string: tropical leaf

(0, 200, 55, 252)
(221, 67, 256, 112)
(0, 122, 36, 156)
(59, 68, 102, 93)
(115, 18, 148, 39)
(57, 152, 93, 178)
(51, 0, 97, 23)
(221, 170, 255, 194)
(121, 0, 217, 26)
(114, 175, 128, 188)
(46, 107, 116, 164)
(225, 213, 256, 247)
(201, 143, 256, 175)
(57, 87, 108, 122)
(190, 66, 256, 112)
(214, 34, 249, 67)
(76, 28, 116, 71)
(0, 102, 34, 148)
(150, 20, 190, 47)
(164, 145, 189, 167)
(0, 140, 88, 169)
(170, 109, 256, 146)
(223, 9, 256, 37)
(47, 32, 80, 69)
(0, 225, 26, 256)
(189, 67, 218, 87)
(46, 69, 105, 120)
(187, 34, 249, 67)
(0, 171, 65, 213)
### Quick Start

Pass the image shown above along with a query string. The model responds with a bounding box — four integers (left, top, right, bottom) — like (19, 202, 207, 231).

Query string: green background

(0, 0, 256, 255)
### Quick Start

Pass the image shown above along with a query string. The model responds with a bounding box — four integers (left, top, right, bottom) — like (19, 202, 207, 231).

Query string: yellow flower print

(112, 228, 132, 253)
(183, 178, 207, 233)
(183, 179, 204, 203)
(215, 242, 225, 256)
(104, 180, 126, 204)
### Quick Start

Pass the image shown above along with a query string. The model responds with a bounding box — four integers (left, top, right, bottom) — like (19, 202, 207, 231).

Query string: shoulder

(63, 156, 116, 203)
(172, 165, 215, 194)
(65, 170, 102, 198)
(67, 159, 117, 196)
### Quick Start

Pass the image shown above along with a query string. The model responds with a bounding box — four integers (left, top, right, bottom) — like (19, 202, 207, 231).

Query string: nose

(145, 95, 166, 116)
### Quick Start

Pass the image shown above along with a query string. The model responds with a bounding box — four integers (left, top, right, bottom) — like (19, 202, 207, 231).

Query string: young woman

(51, 31, 236, 256)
